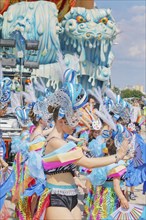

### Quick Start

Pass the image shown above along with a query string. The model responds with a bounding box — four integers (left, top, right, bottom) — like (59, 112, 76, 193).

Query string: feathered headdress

(9, 91, 32, 127)
(62, 68, 88, 110)
(88, 87, 117, 131)
(22, 83, 47, 122)
(105, 88, 132, 123)
(43, 69, 88, 127)
(33, 78, 52, 99)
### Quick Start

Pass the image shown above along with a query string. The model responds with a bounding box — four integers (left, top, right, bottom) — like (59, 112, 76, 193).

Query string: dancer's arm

(75, 139, 129, 169)
(113, 177, 129, 209)
(67, 135, 86, 143)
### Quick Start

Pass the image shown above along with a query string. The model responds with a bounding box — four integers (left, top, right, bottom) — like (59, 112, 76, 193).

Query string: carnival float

(0, 0, 118, 158)
(0, 0, 118, 89)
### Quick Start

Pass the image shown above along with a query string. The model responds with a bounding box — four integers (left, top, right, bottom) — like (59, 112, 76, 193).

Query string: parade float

(0, 0, 118, 89)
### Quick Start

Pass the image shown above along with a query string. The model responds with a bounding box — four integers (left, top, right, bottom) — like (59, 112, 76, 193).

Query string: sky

(95, 0, 146, 91)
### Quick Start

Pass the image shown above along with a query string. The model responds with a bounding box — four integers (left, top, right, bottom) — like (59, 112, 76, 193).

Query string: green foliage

(121, 89, 144, 99)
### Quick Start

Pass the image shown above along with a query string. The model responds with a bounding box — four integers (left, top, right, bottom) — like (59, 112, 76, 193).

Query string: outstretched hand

(123, 151, 135, 161)
(120, 197, 129, 209)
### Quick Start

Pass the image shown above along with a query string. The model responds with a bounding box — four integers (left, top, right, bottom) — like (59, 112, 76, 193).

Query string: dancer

(11, 74, 131, 219)
(28, 106, 53, 216)
(0, 129, 15, 219)
(0, 67, 15, 218)
(26, 86, 130, 220)
(84, 138, 129, 220)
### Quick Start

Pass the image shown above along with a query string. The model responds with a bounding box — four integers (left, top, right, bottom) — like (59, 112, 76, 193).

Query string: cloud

(128, 45, 141, 57)
(114, 5, 145, 61)
(130, 5, 145, 14)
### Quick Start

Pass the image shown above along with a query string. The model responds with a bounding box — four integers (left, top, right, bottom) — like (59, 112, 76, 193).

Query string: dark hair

(134, 122, 141, 133)
(29, 108, 39, 126)
(106, 138, 116, 155)
(88, 94, 95, 102)
(88, 129, 100, 142)
(48, 106, 60, 122)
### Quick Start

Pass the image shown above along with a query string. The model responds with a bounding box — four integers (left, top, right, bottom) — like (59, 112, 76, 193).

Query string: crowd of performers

(0, 67, 146, 220)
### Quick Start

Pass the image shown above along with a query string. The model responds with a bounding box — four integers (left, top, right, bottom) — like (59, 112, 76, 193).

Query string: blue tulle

(135, 134, 146, 163)
(23, 180, 46, 197)
(87, 161, 125, 187)
(125, 162, 146, 187)
(11, 136, 46, 164)
(0, 170, 15, 210)
(11, 136, 22, 153)
(28, 151, 45, 181)
(20, 130, 30, 140)
(124, 133, 146, 186)
(88, 135, 105, 157)
(87, 166, 107, 186)
(11, 136, 29, 155)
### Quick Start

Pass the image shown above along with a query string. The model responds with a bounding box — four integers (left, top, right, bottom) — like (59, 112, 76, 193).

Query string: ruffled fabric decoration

(124, 133, 146, 187)
(0, 167, 15, 210)
(84, 161, 127, 219)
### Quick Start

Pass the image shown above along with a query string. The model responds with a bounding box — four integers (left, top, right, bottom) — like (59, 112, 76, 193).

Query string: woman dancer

(0, 130, 15, 219)
(40, 88, 130, 220)
(84, 138, 129, 220)
(28, 106, 53, 216)
(19, 79, 131, 219)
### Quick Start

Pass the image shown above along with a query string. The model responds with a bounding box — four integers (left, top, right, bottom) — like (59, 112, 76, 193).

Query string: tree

(121, 89, 145, 99)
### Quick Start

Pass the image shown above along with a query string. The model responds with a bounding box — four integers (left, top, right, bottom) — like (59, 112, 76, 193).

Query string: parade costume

(13, 140, 83, 220)
(102, 89, 146, 186)
(124, 132, 146, 187)
(10, 93, 33, 203)
(88, 135, 106, 158)
(84, 161, 127, 220)
(10, 70, 87, 219)
(79, 134, 106, 175)
(9, 87, 49, 218)
(0, 133, 15, 218)
(0, 65, 15, 218)
(11, 135, 46, 201)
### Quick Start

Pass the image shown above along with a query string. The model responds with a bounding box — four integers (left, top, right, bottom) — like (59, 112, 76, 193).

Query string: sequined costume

(15, 141, 83, 219)
(124, 132, 146, 187)
(84, 161, 126, 220)
(0, 138, 15, 219)
(11, 132, 46, 219)
(12, 69, 87, 219)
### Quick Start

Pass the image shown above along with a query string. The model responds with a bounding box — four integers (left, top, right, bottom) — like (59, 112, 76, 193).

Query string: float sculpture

(0, 1, 118, 89)
(60, 7, 117, 86)
(0, 0, 76, 21)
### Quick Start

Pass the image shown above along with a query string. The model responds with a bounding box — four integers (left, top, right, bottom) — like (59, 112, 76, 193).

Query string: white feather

(22, 84, 36, 103)
(95, 109, 116, 131)
(105, 88, 117, 103)
(34, 79, 45, 93)
(88, 87, 117, 131)
(9, 92, 21, 113)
